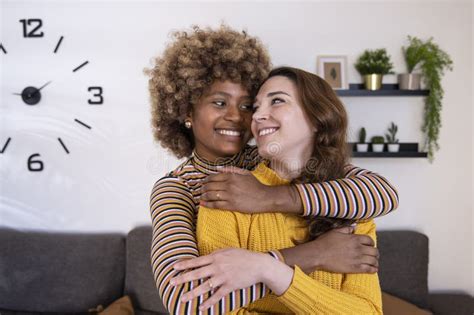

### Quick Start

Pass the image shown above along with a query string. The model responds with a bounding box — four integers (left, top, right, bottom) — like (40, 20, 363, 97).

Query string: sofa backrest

(377, 230, 429, 308)
(125, 227, 430, 313)
(0, 226, 430, 314)
(0, 227, 126, 313)
(124, 226, 167, 314)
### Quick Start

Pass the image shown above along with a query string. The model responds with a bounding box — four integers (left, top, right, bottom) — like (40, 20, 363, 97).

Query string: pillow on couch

(88, 296, 134, 315)
(382, 292, 432, 315)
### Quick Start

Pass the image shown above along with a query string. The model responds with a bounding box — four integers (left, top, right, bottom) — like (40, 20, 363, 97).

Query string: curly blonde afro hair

(145, 25, 271, 159)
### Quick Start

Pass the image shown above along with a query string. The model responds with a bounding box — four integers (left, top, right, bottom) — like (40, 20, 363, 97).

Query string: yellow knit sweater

(196, 162, 383, 314)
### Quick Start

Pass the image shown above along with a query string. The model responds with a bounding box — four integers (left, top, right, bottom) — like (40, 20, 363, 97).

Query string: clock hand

(31, 80, 52, 97)
(12, 81, 52, 97)
(37, 80, 52, 92)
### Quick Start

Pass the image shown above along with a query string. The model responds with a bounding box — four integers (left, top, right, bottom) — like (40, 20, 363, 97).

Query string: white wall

(1, 0, 472, 295)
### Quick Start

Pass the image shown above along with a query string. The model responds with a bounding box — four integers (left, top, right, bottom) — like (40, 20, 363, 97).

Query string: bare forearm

(270, 185, 303, 214)
(279, 242, 319, 274)
(259, 252, 294, 296)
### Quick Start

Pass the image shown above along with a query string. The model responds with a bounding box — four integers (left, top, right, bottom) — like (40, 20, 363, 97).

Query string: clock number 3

(88, 86, 103, 105)
(19, 19, 44, 38)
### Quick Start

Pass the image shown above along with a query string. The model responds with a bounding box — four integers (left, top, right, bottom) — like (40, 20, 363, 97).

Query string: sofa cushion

(382, 291, 432, 315)
(124, 226, 167, 314)
(377, 231, 429, 308)
(0, 227, 125, 313)
(428, 293, 474, 315)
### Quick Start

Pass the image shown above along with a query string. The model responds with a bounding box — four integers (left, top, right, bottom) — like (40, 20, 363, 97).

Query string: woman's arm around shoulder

(150, 175, 271, 314)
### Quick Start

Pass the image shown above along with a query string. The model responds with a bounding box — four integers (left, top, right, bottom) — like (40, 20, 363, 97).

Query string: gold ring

(208, 279, 213, 289)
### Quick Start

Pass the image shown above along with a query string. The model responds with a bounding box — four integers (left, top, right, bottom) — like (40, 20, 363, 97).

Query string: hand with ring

(169, 248, 276, 311)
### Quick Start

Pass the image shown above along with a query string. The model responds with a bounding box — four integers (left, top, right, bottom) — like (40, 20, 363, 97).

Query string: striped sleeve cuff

(268, 250, 286, 264)
(294, 183, 319, 217)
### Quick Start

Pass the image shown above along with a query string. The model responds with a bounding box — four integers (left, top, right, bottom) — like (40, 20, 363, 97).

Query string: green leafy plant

(355, 49, 395, 75)
(385, 122, 399, 143)
(403, 36, 427, 73)
(371, 136, 385, 144)
(358, 127, 367, 143)
(403, 36, 453, 161)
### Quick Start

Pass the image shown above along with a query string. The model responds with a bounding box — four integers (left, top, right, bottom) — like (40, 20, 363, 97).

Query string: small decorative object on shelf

(354, 48, 394, 90)
(385, 122, 400, 152)
(399, 36, 424, 90)
(371, 136, 385, 152)
(400, 35, 453, 162)
(316, 55, 348, 89)
(356, 127, 369, 152)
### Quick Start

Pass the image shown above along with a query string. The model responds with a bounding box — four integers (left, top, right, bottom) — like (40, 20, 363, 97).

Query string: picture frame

(316, 55, 348, 90)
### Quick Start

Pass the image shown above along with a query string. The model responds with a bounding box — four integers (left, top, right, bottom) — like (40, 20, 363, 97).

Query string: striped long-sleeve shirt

(149, 145, 399, 314)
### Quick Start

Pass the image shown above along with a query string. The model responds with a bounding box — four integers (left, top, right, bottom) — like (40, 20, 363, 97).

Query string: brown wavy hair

(144, 25, 271, 159)
(263, 67, 354, 241)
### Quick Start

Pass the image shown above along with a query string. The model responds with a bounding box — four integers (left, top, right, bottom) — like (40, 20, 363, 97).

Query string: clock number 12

(19, 19, 44, 38)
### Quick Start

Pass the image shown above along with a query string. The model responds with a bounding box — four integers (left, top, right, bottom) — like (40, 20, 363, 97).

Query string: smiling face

(252, 76, 315, 168)
(189, 80, 253, 161)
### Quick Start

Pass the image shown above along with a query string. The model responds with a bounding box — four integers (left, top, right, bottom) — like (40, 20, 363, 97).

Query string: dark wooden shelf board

(336, 84, 429, 97)
(351, 152, 428, 158)
(348, 142, 427, 158)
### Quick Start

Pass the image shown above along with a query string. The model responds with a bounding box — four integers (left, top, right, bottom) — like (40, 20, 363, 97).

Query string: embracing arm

(295, 164, 399, 219)
(150, 176, 274, 314)
(201, 164, 399, 220)
(262, 221, 382, 314)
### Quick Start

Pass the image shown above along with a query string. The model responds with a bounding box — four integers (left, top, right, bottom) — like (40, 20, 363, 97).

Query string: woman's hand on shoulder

(200, 167, 272, 212)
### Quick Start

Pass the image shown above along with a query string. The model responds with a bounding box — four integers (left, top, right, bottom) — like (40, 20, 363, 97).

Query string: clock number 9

(88, 87, 103, 105)
(19, 19, 44, 38)
(28, 154, 44, 172)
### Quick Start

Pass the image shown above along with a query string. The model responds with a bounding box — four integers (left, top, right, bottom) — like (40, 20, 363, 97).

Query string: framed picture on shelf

(316, 55, 348, 90)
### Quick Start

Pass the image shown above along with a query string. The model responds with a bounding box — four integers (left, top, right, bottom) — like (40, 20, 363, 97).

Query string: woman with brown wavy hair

(148, 25, 397, 314)
(169, 67, 383, 314)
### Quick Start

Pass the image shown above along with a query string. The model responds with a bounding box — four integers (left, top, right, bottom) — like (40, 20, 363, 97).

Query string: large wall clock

(1, 17, 104, 172)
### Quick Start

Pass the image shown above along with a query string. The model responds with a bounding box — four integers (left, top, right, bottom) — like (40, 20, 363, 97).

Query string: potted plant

(355, 48, 394, 90)
(371, 136, 385, 152)
(399, 36, 425, 90)
(385, 122, 400, 152)
(400, 36, 453, 162)
(356, 127, 368, 152)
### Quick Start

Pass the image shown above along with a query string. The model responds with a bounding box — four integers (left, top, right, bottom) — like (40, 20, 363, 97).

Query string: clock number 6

(28, 154, 44, 172)
(88, 87, 103, 105)
(19, 19, 44, 38)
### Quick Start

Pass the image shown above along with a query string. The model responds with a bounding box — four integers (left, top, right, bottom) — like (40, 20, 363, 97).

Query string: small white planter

(356, 143, 369, 152)
(388, 143, 400, 152)
(372, 144, 385, 152)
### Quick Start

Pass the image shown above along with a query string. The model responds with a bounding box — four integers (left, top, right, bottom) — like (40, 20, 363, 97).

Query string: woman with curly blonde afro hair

(147, 25, 398, 314)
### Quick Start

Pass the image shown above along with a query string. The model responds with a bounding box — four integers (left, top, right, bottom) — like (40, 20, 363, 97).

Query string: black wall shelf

(336, 84, 429, 97)
(348, 143, 427, 158)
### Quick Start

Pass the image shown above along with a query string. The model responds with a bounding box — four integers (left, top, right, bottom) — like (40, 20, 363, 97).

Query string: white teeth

(216, 129, 241, 136)
(259, 128, 278, 136)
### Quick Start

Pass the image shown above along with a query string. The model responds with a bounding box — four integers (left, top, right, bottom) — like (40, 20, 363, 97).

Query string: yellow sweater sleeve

(276, 220, 383, 315)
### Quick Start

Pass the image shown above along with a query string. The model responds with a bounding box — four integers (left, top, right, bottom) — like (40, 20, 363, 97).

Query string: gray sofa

(0, 226, 472, 314)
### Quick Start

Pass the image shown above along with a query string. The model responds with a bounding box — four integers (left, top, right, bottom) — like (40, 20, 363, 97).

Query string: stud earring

(184, 120, 192, 129)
